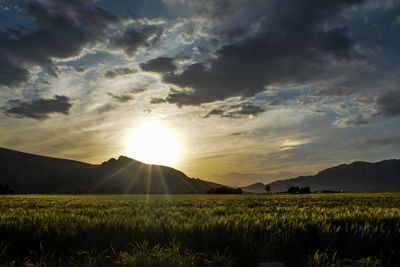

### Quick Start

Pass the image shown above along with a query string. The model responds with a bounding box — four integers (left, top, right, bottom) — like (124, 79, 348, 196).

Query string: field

(0, 193, 400, 266)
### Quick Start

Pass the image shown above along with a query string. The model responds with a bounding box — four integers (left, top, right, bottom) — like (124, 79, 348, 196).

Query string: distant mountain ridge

(241, 182, 267, 194)
(243, 159, 400, 193)
(0, 147, 222, 194)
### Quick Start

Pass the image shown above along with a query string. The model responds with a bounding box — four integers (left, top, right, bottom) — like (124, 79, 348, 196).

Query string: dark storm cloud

(165, 0, 240, 21)
(163, 0, 367, 106)
(0, 1, 121, 87)
(140, 57, 177, 73)
(206, 26, 247, 46)
(38, 0, 96, 8)
(4, 95, 72, 120)
(104, 67, 136, 79)
(314, 70, 375, 97)
(0, 56, 30, 87)
(218, 27, 246, 42)
(374, 90, 400, 117)
(0, 0, 162, 88)
(204, 103, 264, 119)
(111, 25, 164, 57)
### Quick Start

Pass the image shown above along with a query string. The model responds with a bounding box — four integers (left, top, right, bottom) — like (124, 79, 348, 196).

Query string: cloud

(140, 57, 177, 73)
(163, 0, 244, 22)
(230, 103, 264, 117)
(374, 90, 400, 116)
(203, 26, 248, 47)
(38, 0, 97, 8)
(314, 69, 377, 97)
(111, 25, 164, 57)
(162, 0, 367, 106)
(392, 15, 400, 25)
(73, 66, 88, 73)
(180, 24, 196, 44)
(312, 87, 400, 127)
(334, 114, 370, 127)
(0, 56, 30, 87)
(217, 26, 246, 42)
(230, 132, 243, 136)
(315, 87, 355, 97)
(0, 0, 162, 88)
(268, 100, 281, 106)
(128, 88, 148, 94)
(95, 102, 114, 114)
(0, 1, 121, 87)
(107, 93, 134, 103)
(204, 103, 264, 119)
(350, 137, 400, 149)
(4, 95, 73, 120)
(204, 109, 224, 118)
(150, 97, 167, 104)
(107, 88, 147, 103)
(104, 67, 136, 79)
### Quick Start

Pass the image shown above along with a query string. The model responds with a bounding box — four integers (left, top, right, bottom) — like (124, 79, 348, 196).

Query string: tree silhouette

(299, 187, 310, 194)
(288, 186, 299, 194)
(265, 184, 271, 194)
(287, 186, 311, 194)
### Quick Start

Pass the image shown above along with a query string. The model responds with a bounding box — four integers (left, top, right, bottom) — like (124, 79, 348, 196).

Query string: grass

(0, 193, 399, 266)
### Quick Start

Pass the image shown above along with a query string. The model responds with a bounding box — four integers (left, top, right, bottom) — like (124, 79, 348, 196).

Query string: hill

(264, 160, 400, 193)
(242, 160, 400, 193)
(241, 182, 267, 194)
(0, 147, 221, 194)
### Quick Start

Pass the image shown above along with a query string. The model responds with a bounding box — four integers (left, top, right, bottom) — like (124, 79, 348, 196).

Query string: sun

(125, 122, 180, 166)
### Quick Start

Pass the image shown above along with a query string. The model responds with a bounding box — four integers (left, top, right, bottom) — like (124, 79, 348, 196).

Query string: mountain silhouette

(243, 159, 400, 193)
(241, 182, 268, 194)
(0, 147, 222, 194)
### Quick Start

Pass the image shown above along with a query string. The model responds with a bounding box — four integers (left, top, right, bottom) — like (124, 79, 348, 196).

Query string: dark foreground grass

(0, 193, 399, 266)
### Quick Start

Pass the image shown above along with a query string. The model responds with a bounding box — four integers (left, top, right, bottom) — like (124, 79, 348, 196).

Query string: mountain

(0, 147, 222, 194)
(241, 182, 267, 194)
(265, 160, 400, 193)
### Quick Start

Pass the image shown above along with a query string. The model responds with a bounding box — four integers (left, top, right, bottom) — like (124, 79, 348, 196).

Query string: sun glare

(125, 122, 180, 166)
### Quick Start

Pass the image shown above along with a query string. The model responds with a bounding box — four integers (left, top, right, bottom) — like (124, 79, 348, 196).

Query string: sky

(0, 0, 400, 186)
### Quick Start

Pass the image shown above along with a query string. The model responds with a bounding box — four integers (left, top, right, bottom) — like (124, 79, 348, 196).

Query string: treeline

(205, 187, 243, 194)
(0, 183, 14, 194)
(265, 183, 311, 194)
(287, 186, 310, 194)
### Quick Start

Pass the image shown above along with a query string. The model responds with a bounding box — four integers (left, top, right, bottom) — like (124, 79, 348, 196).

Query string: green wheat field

(1, 193, 399, 266)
